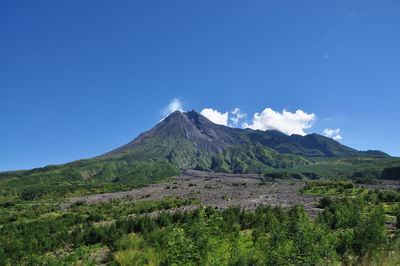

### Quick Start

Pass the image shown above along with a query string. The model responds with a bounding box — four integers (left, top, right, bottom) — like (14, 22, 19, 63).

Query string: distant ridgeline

(1, 110, 399, 199)
(98, 110, 390, 169)
(96, 110, 397, 177)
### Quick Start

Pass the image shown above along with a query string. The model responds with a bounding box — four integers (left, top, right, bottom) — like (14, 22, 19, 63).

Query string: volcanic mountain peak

(100, 110, 240, 158)
(99, 109, 389, 166)
(163, 110, 222, 130)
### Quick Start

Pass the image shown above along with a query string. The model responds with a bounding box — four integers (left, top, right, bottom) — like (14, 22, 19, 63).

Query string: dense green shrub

(0, 193, 399, 265)
(380, 167, 400, 180)
(395, 204, 400, 229)
(352, 177, 381, 184)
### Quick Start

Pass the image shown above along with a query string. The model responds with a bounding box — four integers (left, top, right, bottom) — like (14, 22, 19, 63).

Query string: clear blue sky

(1, 1, 399, 171)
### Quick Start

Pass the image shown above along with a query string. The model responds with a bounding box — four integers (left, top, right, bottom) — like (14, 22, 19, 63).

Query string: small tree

(164, 227, 199, 265)
(395, 203, 400, 229)
(353, 205, 386, 257)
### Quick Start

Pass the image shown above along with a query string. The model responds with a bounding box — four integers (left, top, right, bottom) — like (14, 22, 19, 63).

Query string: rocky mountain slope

(99, 110, 389, 169)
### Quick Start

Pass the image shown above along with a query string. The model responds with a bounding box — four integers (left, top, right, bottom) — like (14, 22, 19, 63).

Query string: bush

(318, 196, 333, 208)
(395, 204, 400, 229)
(352, 177, 380, 184)
(353, 206, 386, 257)
(380, 167, 400, 180)
(265, 172, 304, 179)
(377, 190, 400, 202)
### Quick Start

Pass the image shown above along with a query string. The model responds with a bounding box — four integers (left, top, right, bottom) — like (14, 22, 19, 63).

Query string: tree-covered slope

(381, 167, 400, 180)
(246, 130, 389, 158)
(195, 143, 310, 174)
(0, 158, 179, 200)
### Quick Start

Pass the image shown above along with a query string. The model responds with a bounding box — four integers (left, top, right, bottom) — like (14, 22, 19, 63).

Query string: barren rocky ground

(61, 170, 319, 215)
(62, 170, 399, 218)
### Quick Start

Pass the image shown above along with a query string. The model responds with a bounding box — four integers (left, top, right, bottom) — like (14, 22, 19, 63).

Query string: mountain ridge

(98, 110, 389, 168)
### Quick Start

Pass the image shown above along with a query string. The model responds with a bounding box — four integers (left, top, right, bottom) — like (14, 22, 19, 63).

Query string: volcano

(97, 110, 389, 170)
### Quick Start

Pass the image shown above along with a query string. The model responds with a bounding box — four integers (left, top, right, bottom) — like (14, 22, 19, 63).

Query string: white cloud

(243, 108, 316, 136)
(324, 128, 342, 141)
(333, 135, 342, 141)
(323, 128, 340, 137)
(230, 108, 247, 126)
(200, 108, 228, 126)
(162, 98, 183, 116)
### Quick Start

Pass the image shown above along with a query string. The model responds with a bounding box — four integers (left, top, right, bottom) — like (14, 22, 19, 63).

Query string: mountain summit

(101, 110, 241, 158)
(99, 110, 389, 170)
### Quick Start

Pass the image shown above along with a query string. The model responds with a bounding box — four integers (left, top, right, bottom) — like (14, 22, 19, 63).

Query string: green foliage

(381, 167, 400, 180)
(376, 190, 400, 203)
(317, 198, 389, 261)
(0, 196, 196, 264)
(395, 203, 400, 229)
(195, 143, 310, 174)
(164, 227, 200, 265)
(318, 196, 333, 208)
(194, 158, 212, 172)
(0, 159, 179, 200)
(0, 195, 399, 265)
(352, 169, 382, 179)
(353, 205, 386, 256)
(301, 180, 357, 196)
(318, 198, 362, 229)
(265, 171, 304, 179)
(104, 127, 399, 177)
(284, 157, 400, 180)
(114, 234, 161, 265)
(353, 177, 381, 184)
(35, 244, 108, 265)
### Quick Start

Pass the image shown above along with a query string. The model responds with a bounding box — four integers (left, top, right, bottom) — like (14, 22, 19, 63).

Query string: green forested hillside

(381, 167, 400, 180)
(261, 157, 400, 180)
(0, 159, 179, 200)
(246, 130, 389, 158)
(195, 143, 310, 173)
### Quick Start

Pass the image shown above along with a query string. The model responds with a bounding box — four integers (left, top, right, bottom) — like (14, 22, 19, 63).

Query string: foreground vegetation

(1, 179, 400, 265)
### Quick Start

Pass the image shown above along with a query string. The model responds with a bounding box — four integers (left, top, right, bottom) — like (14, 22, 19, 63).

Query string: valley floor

(62, 170, 399, 219)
